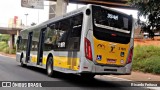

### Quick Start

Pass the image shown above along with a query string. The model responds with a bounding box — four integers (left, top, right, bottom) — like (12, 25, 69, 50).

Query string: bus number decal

(107, 13, 118, 20)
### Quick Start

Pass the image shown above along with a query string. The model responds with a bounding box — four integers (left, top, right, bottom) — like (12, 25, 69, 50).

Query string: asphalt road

(0, 55, 152, 90)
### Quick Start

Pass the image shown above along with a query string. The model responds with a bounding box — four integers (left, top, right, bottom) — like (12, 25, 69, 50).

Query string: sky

(0, 0, 49, 27)
(0, 0, 140, 27)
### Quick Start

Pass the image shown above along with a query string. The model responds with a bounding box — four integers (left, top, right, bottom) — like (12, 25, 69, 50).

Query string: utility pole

(38, 10, 39, 24)
(24, 13, 28, 26)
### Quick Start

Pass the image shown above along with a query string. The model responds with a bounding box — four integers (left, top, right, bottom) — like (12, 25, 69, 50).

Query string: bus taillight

(111, 34, 117, 37)
(127, 47, 133, 64)
(85, 38, 92, 61)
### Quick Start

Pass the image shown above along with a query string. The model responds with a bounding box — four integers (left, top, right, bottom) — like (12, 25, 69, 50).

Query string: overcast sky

(0, 0, 139, 27)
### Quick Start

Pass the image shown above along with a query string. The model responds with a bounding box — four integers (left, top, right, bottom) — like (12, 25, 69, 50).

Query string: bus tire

(46, 56, 54, 77)
(20, 54, 26, 67)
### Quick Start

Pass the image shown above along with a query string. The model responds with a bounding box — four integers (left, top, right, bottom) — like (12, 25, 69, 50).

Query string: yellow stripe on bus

(31, 55, 47, 65)
(54, 56, 80, 71)
(31, 55, 79, 71)
(31, 55, 37, 63)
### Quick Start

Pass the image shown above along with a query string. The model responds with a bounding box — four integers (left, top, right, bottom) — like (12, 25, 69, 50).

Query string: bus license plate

(107, 59, 116, 63)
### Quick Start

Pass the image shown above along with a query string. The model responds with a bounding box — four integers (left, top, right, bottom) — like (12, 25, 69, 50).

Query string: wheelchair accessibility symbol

(96, 55, 102, 60)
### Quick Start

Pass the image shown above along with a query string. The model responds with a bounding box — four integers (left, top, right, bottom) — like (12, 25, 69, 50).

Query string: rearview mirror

(16, 36, 21, 44)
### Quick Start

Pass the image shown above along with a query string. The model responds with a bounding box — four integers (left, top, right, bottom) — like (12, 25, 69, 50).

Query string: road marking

(0, 54, 16, 59)
(105, 76, 132, 81)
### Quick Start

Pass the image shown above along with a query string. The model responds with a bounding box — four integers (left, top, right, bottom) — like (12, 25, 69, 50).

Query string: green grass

(0, 41, 16, 54)
(0, 42, 8, 51)
(133, 45, 160, 74)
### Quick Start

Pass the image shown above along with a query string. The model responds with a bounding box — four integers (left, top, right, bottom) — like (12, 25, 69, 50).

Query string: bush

(2, 47, 9, 54)
(133, 45, 160, 74)
(0, 34, 10, 42)
(0, 41, 16, 54)
(9, 49, 16, 54)
(0, 42, 8, 51)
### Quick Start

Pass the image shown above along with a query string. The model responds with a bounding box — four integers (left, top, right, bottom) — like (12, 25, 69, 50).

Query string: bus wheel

(81, 74, 95, 79)
(20, 56, 26, 67)
(46, 57, 54, 77)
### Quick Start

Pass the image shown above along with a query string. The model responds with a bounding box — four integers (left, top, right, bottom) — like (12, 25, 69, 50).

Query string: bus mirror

(17, 36, 21, 44)
(86, 9, 91, 15)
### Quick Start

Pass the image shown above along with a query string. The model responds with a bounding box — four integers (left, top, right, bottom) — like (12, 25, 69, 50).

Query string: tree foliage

(0, 34, 10, 42)
(129, 0, 160, 39)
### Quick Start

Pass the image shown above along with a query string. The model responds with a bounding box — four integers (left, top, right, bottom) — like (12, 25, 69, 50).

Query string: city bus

(16, 4, 135, 78)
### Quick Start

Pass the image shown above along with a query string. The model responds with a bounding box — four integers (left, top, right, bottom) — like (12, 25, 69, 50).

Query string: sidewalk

(0, 52, 160, 81)
(0, 52, 16, 58)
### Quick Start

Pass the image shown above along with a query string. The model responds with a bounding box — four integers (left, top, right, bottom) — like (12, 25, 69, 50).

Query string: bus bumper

(80, 62, 132, 75)
(91, 63, 132, 75)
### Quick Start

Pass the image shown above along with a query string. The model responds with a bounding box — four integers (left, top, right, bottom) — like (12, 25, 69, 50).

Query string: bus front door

(37, 28, 46, 65)
(26, 32, 33, 63)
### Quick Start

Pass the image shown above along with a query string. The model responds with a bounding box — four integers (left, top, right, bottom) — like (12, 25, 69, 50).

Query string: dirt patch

(0, 52, 16, 58)
(134, 37, 160, 46)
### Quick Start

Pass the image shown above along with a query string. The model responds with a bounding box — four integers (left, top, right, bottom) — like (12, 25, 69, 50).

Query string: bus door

(67, 26, 82, 70)
(37, 27, 46, 65)
(56, 26, 81, 71)
(26, 32, 33, 63)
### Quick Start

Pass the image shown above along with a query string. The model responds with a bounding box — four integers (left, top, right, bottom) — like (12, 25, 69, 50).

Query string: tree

(0, 34, 10, 42)
(129, 0, 160, 39)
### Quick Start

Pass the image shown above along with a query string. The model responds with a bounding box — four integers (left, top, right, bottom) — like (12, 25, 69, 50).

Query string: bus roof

(21, 4, 132, 32)
(21, 5, 88, 32)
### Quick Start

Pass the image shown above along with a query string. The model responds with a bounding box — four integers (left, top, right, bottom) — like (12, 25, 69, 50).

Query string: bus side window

(46, 13, 83, 51)
(17, 36, 22, 49)
(44, 27, 59, 50)
(67, 26, 82, 50)
(53, 19, 70, 50)
(67, 14, 83, 51)
(59, 31, 68, 42)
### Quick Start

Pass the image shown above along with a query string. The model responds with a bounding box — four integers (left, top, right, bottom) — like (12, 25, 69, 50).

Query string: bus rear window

(94, 28, 131, 44)
(92, 6, 132, 44)
(92, 6, 132, 33)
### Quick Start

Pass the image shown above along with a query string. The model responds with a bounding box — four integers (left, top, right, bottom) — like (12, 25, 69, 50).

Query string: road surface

(0, 54, 153, 90)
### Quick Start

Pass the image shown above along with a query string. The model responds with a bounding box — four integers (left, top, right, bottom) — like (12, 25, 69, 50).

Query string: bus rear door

(37, 27, 47, 65)
(26, 32, 33, 63)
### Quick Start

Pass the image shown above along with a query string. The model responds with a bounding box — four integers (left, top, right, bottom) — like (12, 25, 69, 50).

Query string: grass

(0, 41, 16, 54)
(0, 42, 8, 51)
(133, 45, 160, 74)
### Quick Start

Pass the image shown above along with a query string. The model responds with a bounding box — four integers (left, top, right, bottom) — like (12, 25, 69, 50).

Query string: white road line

(0, 54, 16, 59)
(105, 76, 132, 81)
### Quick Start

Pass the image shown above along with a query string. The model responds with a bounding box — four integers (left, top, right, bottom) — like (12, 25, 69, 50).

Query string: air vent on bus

(104, 69, 117, 72)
